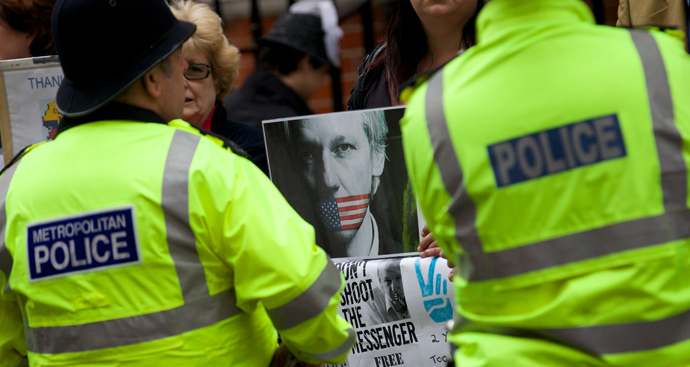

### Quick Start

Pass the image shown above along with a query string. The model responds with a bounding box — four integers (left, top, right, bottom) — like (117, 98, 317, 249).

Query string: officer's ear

(141, 65, 167, 99)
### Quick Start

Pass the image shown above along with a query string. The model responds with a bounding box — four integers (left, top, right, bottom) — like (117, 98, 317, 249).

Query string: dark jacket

(347, 43, 390, 111)
(224, 71, 313, 131)
(348, 43, 455, 111)
(210, 103, 269, 175)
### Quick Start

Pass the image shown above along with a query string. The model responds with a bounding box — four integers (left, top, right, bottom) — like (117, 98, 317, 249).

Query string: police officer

(0, 0, 355, 366)
(402, 0, 690, 366)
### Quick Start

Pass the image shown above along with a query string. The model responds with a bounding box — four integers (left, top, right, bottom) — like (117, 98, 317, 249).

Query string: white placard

(331, 256, 455, 367)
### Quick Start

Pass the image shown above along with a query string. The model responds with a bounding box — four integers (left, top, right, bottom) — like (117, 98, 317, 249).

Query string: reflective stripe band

(542, 307, 690, 355)
(630, 30, 686, 211)
(26, 288, 240, 354)
(425, 69, 490, 281)
(309, 328, 357, 360)
(267, 260, 342, 330)
(0, 162, 20, 293)
(426, 30, 685, 281)
(162, 131, 209, 301)
(466, 208, 690, 279)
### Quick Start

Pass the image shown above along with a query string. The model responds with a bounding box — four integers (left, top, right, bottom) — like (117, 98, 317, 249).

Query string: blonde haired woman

(171, 0, 267, 174)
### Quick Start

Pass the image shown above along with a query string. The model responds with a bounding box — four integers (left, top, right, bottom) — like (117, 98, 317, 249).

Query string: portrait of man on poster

(370, 258, 410, 324)
(263, 107, 417, 258)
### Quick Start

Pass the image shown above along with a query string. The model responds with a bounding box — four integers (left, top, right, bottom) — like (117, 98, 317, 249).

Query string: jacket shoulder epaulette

(167, 120, 249, 158)
(400, 50, 467, 103)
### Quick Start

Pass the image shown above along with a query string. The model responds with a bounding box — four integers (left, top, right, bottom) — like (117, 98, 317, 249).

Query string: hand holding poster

(330, 256, 455, 367)
(262, 107, 453, 366)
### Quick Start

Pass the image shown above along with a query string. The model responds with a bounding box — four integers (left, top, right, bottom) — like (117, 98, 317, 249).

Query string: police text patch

(27, 205, 140, 282)
(488, 115, 626, 187)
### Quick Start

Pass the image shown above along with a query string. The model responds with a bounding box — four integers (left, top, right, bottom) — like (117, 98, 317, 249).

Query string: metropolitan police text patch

(488, 115, 626, 187)
(27, 205, 140, 282)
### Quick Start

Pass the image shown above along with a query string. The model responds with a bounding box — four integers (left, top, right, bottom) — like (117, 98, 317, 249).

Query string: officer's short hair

(158, 57, 173, 77)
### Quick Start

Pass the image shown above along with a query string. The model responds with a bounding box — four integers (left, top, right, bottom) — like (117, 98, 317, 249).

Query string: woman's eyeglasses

(184, 64, 211, 80)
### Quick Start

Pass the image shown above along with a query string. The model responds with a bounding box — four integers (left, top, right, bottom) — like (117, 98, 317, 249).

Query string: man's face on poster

(295, 116, 385, 245)
(381, 264, 406, 314)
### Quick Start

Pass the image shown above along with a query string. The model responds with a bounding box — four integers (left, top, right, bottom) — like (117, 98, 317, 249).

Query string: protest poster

(330, 255, 455, 367)
(263, 107, 419, 258)
(0, 56, 63, 165)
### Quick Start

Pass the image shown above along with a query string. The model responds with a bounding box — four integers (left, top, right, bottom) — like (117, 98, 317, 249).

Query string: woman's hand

(418, 224, 456, 282)
(418, 224, 442, 258)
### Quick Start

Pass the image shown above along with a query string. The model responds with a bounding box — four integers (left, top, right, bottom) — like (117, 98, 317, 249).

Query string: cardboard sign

(0, 56, 63, 165)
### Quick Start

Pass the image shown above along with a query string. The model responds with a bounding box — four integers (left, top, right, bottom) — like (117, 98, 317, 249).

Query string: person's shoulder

(639, 26, 689, 54)
(0, 141, 48, 176)
(223, 120, 265, 148)
(225, 81, 308, 127)
(223, 72, 266, 108)
(398, 69, 439, 105)
(348, 43, 387, 111)
(358, 43, 387, 75)
(168, 119, 250, 158)
(398, 49, 469, 105)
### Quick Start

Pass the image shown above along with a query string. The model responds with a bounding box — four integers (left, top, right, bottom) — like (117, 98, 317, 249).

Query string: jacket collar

(57, 103, 167, 136)
(477, 0, 595, 44)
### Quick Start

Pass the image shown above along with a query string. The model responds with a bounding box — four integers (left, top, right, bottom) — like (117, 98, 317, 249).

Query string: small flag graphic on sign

(317, 194, 371, 230)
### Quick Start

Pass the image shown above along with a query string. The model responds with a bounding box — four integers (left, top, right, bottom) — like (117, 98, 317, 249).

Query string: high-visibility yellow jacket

(0, 104, 355, 367)
(401, 0, 690, 365)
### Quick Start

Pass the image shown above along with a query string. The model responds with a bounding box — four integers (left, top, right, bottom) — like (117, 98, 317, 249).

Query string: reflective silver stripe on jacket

(424, 68, 489, 281)
(162, 131, 210, 301)
(26, 288, 239, 353)
(0, 162, 21, 293)
(630, 30, 687, 211)
(542, 307, 690, 355)
(25, 130, 241, 353)
(472, 208, 690, 279)
(267, 260, 342, 330)
(310, 328, 357, 360)
(426, 29, 686, 282)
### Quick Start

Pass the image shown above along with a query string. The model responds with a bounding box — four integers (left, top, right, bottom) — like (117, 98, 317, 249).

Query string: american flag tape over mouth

(317, 194, 371, 230)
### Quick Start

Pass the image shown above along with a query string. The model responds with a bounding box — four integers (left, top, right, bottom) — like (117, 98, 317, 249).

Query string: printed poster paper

(263, 107, 419, 258)
(331, 256, 455, 367)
